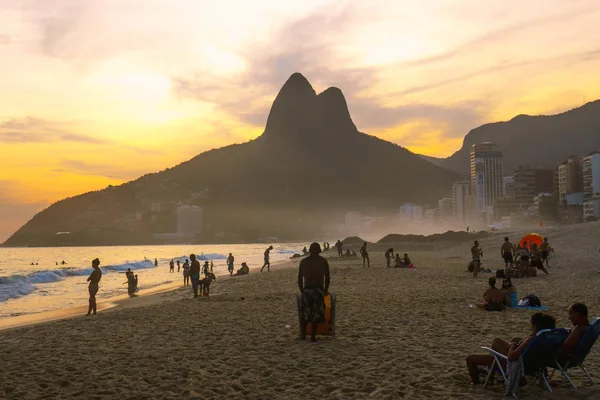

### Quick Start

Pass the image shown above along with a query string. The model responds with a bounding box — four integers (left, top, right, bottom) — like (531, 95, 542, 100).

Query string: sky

(1, 0, 600, 242)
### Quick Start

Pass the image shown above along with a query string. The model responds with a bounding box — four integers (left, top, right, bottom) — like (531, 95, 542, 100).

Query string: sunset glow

(1, 0, 600, 241)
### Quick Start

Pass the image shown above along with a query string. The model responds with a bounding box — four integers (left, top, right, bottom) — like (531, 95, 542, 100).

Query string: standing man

(189, 254, 201, 298)
(471, 240, 483, 278)
(500, 237, 514, 268)
(298, 243, 331, 342)
(182, 259, 190, 286)
(360, 242, 370, 268)
(335, 240, 343, 257)
(202, 261, 210, 277)
(169, 259, 175, 273)
(86, 258, 102, 316)
(540, 237, 550, 268)
(384, 248, 394, 268)
(227, 253, 235, 276)
(261, 246, 274, 272)
(177, 259, 181, 272)
(154, 258, 158, 267)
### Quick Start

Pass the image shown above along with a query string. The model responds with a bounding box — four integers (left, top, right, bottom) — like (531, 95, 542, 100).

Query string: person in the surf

(86, 258, 102, 316)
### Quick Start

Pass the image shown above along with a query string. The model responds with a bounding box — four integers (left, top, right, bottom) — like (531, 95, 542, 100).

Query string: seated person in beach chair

(530, 244, 549, 275)
(466, 313, 558, 385)
(548, 304, 598, 389)
(233, 262, 250, 276)
(477, 277, 510, 311)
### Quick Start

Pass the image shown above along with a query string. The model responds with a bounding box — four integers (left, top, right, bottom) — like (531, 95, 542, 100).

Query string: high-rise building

(470, 142, 503, 212)
(558, 156, 584, 206)
(177, 206, 203, 235)
(398, 203, 423, 222)
(452, 180, 473, 225)
(513, 166, 555, 208)
(437, 197, 453, 219)
(502, 176, 515, 199)
(583, 151, 600, 220)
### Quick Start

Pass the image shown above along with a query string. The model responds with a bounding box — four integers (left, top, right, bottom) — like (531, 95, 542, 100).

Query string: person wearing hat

(471, 240, 483, 278)
(86, 258, 102, 316)
(298, 243, 331, 342)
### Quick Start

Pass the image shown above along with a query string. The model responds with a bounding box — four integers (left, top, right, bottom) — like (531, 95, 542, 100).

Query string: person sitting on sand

(385, 248, 394, 268)
(360, 242, 370, 268)
(400, 253, 412, 267)
(471, 241, 483, 278)
(559, 303, 591, 360)
(234, 262, 250, 276)
(466, 313, 557, 384)
(182, 259, 190, 286)
(501, 277, 518, 307)
(530, 243, 549, 275)
(298, 243, 331, 342)
(478, 277, 510, 311)
(86, 258, 102, 316)
(189, 254, 201, 298)
(261, 246, 274, 272)
(501, 237, 514, 268)
(345, 248, 351, 257)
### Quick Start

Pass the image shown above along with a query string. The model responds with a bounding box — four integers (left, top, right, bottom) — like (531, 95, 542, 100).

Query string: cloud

(52, 159, 154, 181)
(0, 117, 107, 144)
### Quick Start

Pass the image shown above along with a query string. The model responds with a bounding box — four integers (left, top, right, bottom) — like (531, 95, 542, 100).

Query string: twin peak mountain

(4, 73, 457, 246)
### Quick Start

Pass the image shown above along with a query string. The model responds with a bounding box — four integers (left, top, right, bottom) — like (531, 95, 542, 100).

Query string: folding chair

(548, 317, 600, 389)
(482, 328, 570, 399)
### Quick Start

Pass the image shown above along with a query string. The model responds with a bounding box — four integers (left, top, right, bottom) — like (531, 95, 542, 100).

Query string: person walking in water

(177, 260, 181, 272)
(384, 248, 394, 268)
(86, 258, 102, 316)
(335, 240, 343, 257)
(182, 259, 190, 286)
(227, 253, 235, 276)
(298, 243, 331, 342)
(261, 246, 274, 272)
(471, 240, 483, 278)
(189, 254, 201, 297)
(169, 259, 175, 273)
(360, 242, 370, 268)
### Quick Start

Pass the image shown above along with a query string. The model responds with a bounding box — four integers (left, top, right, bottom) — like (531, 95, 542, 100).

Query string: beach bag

(468, 261, 475, 272)
(519, 295, 541, 308)
(496, 270, 506, 278)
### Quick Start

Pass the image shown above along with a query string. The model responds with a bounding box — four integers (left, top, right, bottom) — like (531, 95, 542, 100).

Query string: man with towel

(298, 243, 331, 342)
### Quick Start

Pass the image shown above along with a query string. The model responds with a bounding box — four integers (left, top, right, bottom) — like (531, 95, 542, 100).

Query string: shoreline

(0, 257, 296, 331)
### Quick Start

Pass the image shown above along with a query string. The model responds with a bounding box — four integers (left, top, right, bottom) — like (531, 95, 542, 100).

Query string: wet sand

(1, 223, 600, 399)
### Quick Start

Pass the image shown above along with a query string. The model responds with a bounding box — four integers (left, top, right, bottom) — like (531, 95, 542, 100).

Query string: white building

(470, 142, 504, 212)
(452, 180, 473, 225)
(583, 151, 600, 220)
(399, 203, 423, 222)
(177, 206, 203, 235)
(502, 176, 516, 199)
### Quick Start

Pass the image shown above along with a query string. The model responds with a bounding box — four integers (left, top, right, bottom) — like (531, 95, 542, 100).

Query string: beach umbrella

(519, 233, 544, 248)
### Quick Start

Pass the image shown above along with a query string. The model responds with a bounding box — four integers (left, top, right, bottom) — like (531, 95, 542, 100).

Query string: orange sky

(1, 0, 600, 242)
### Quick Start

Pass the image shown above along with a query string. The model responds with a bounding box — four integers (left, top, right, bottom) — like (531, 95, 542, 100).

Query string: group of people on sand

(470, 236, 552, 279)
(466, 302, 592, 385)
(477, 276, 518, 311)
(384, 247, 412, 268)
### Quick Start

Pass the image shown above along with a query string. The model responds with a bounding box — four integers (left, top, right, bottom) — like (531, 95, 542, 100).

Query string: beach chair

(548, 317, 600, 389)
(296, 293, 336, 338)
(481, 328, 570, 399)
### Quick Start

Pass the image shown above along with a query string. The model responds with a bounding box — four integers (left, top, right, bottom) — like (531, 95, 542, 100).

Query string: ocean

(0, 243, 304, 318)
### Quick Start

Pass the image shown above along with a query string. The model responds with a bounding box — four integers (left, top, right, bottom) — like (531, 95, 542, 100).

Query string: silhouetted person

(210, 261, 214, 273)
(540, 237, 550, 267)
(202, 261, 210, 277)
(261, 246, 273, 272)
(169, 259, 175, 273)
(360, 242, 370, 268)
(154, 258, 158, 267)
(335, 240, 343, 257)
(227, 253, 235, 276)
(501, 237, 514, 268)
(298, 243, 331, 342)
(182, 259, 190, 286)
(471, 240, 483, 278)
(124, 268, 136, 296)
(303, 246, 308, 256)
(385, 248, 394, 268)
(177, 260, 181, 272)
(86, 258, 102, 316)
(189, 254, 200, 297)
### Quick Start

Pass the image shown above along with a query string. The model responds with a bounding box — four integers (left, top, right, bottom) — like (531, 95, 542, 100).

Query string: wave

(171, 253, 227, 262)
(276, 249, 298, 254)
(0, 259, 156, 302)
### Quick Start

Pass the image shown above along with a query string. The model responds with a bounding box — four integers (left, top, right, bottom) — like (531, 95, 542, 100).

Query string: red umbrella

(519, 233, 544, 248)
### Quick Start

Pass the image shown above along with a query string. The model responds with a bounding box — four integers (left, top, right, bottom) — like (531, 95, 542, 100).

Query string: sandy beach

(1, 224, 600, 399)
